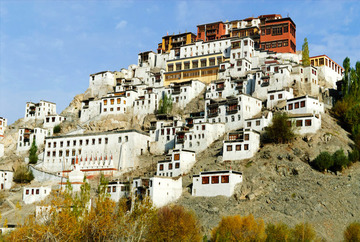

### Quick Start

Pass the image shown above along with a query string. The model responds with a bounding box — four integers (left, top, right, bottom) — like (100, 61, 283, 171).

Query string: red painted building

(196, 21, 227, 42)
(259, 15, 296, 53)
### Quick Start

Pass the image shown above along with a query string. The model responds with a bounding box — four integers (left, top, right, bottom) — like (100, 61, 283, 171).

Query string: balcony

(261, 82, 270, 87)
(216, 86, 224, 91)
(208, 111, 219, 118)
(226, 109, 238, 115)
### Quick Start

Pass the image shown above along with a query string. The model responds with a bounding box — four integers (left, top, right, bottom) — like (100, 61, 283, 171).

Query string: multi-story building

(106, 181, 130, 202)
(192, 170, 243, 197)
(23, 186, 52, 204)
(167, 80, 205, 108)
(285, 95, 324, 115)
(196, 21, 227, 42)
(259, 15, 296, 53)
(0, 170, 13, 190)
(310, 55, 344, 88)
(156, 149, 196, 177)
(43, 114, 66, 129)
(24, 100, 56, 122)
(42, 129, 150, 174)
(227, 18, 261, 48)
(267, 88, 294, 109)
(164, 52, 223, 85)
(17, 128, 48, 153)
(222, 129, 260, 161)
(0, 117, 7, 138)
(158, 32, 196, 54)
(89, 71, 115, 97)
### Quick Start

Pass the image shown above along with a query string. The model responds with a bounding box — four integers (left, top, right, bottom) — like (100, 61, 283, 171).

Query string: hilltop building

(24, 100, 56, 122)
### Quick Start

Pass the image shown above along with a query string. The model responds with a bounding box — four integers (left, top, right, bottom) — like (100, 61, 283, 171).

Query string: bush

(343, 222, 360, 242)
(348, 148, 359, 163)
(13, 165, 34, 183)
(311, 152, 333, 172)
(148, 205, 202, 242)
(289, 222, 317, 242)
(211, 214, 266, 242)
(331, 149, 349, 172)
(53, 125, 61, 134)
(158, 94, 173, 114)
(265, 223, 290, 242)
(263, 113, 295, 144)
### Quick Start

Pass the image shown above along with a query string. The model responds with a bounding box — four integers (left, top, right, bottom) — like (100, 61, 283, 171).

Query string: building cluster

(2, 14, 345, 207)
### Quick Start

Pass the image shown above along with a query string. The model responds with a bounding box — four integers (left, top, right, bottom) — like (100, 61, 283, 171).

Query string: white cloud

(116, 20, 127, 29)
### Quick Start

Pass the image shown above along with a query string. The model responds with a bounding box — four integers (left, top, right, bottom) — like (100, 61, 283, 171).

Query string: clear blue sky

(1, 0, 359, 124)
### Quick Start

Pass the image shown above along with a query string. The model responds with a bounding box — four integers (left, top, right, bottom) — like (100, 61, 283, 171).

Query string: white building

(0, 117, 7, 138)
(205, 78, 238, 100)
(167, 80, 205, 109)
(310, 55, 344, 89)
(106, 181, 130, 202)
(80, 98, 102, 123)
(285, 95, 324, 115)
(222, 129, 260, 161)
(149, 115, 183, 154)
(179, 38, 231, 59)
(175, 122, 226, 153)
(24, 100, 56, 122)
(288, 113, 322, 135)
(43, 129, 150, 174)
(148, 176, 182, 207)
(88, 71, 115, 97)
(205, 94, 262, 131)
(100, 90, 138, 116)
(244, 111, 273, 132)
(43, 114, 66, 129)
(17, 128, 48, 153)
(267, 88, 294, 109)
(157, 149, 196, 177)
(0, 170, 13, 190)
(192, 170, 243, 197)
(23, 186, 52, 204)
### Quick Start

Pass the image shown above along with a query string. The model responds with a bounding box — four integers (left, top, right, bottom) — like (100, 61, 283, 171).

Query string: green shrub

(311, 152, 333, 172)
(53, 125, 61, 134)
(331, 149, 349, 172)
(13, 165, 34, 183)
(29, 140, 38, 164)
(348, 148, 359, 163)
(263, 113, 295, 144)
(158, 94, 173, 114)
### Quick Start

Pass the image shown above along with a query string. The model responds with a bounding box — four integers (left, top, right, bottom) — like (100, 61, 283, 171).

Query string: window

(296, 120, 303, 127)
(53, 151, 56, 157)
(221, 175, 229, 183)
(174, 154, 180, 160)
(288, 104, 293, 110)
(105, 138, 108, 144)
(98, 138, 102, 144)
(202, 125, 205, 130)
(159, 164, 164, 171)
(278, 94, 283, 99)
(244, 144, 249, 150)
(36, 189, 40, 195)
(245, 134, 249, 140)
(168, 163, 173, 170)
(247, 122, 251, 127)
(236, 145, 241, 151)
(202, 177, 210, 184)
(107, 187, 111, 193)
(48, 142, 51, 148)
(60, 141, 63, 147)
(113, 186, 116, 192)
(192, 60, 198, 68)
(301, 101, 305, 107)
(305, 119, 312, 126)
(73, 140, 76, 146)
(26, 189, 29, 195)
(117, 98, 121, 104)
(104, 100, 107, 105)
(295, 102, 299, 109)
(270, 95, 274, 100)
(227, 145, 232, 151)
(201, 59, 206, 67)
(211, 176, 219, 184)
(256, 120, 260, 126)
(92, 139, 95, 145)
(175, 163, 180, 169)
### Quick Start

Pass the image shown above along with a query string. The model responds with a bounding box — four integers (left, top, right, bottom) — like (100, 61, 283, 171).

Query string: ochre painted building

(259, 15, 296, 53)
(197, 21, 227, 42)
(158, 32, 196, 54)
(164, 53, 224, 86)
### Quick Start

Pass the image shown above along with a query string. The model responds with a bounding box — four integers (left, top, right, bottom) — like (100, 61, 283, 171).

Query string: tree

(311, 151, 333, 172)
(266, 223, 290, 242)
(148, 205, 202, 242)
(302, 38, 310, 67)
(343, 222, 360, 242)
(211, 214, 266, 242)
(53, 125, 61, 134)
(158, 93, 173, 114)
(263, 113, 295, 144)
(289, 222, 317, 242)
(29, 140, 38, 164)
(13, 165, 34, 183)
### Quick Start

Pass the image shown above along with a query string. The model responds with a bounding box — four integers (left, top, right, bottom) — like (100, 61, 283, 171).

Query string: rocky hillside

(176, 112, 358, 241)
